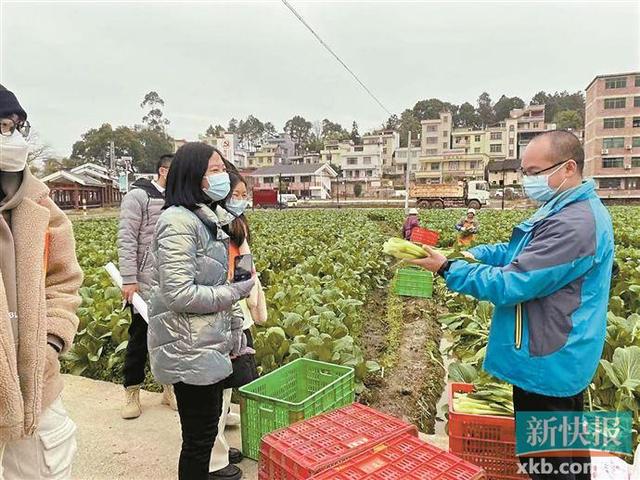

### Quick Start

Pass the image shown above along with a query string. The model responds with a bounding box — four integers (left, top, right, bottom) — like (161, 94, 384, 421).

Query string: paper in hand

(104, 262, 149, 323)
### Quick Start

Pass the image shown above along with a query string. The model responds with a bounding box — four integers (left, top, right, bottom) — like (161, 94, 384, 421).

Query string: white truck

(410, 180, 490, 209)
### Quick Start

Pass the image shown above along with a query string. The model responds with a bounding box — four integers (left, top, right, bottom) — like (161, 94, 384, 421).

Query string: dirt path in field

(360, 290, 445, 434)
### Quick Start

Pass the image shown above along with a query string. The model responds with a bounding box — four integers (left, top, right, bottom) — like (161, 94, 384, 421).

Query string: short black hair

(533, 130, 585, 174)
(156, 154, 174, 173)
(164, 142, 214, 210)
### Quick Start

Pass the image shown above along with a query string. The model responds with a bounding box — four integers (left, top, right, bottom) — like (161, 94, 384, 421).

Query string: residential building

(249, 163, 337, 199)
(585, 71, 640, 197)
(263, 133, 296, 161)
(320, 140, 353, 166)
(416, 150, 489, 184)
(289, 153, 321, 165)
(451, 130, 489, 156)
(420, 111, 453, 156)
(487, 159, 522, 187)
(201, 132, 248, 169)
(340, 140, 384, 183)
(392, 145, 421, 183)
(508, 104, 547, 157)
(362, 130, 399, 172)
(247, 144, 284, 169)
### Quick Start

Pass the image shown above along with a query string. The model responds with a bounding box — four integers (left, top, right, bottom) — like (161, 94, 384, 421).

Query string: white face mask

(0, 130, 29, 172)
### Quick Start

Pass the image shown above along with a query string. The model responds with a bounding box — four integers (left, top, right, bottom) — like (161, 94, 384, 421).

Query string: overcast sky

(1, 0, 639, 156)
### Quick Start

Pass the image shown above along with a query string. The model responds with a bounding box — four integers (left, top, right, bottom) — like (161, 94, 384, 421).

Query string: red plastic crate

(311, 432, 486, 480)
(448, 383, 525, 480)
(411, 227, 440, 246)
(258, 403, 418, 480)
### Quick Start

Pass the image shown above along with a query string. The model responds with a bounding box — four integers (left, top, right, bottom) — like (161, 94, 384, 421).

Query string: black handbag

(224, 353, 259, 389)
(223, 329, 259, 389)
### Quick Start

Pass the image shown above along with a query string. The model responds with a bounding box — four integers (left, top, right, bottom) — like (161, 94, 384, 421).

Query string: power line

(281, 0, 392, 116)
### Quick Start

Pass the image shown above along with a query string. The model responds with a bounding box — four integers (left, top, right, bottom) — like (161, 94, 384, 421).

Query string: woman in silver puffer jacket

(148, 142, 254, 480)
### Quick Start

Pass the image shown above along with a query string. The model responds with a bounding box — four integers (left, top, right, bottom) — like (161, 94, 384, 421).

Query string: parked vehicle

(278, 193, 299, 207)
(252, 189, 281, 209)
(410, 181, 490, 209)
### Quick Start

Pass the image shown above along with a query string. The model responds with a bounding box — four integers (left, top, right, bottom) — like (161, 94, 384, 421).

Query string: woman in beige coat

(0, 86, 83, 479)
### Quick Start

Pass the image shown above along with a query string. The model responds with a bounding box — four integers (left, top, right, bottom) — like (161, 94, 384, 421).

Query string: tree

(237, 115, 265, 145)
(529, 91, 585, 125)
(354, 183, 363, 197)
(350, 121, 361, 145)
(205, 124, 225, 137)
(383, 114, 401, 130)
(457, 102, 481, 128)
(25, 130, 55, 168)
(227, 118, 238, 133)
(304, 133, 324, 153)
(493, 95, 525, 122)
(413, 98, 444, 121)
(553, 110, 582, 130)
(140, 91, 170, 131)
(135, 127, 174, 172)
(530, 91, 547, 106)
(40, 157, 77, 177)
(477, 92, 495, 127)
(284, 115, 312, 154)
(264, 122, 277, 138)
(70, 123, 150, 171)
(398, 109, 421, 147)
(321, 119, 349, 140)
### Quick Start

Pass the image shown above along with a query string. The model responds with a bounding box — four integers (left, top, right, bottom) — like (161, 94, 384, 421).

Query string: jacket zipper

(515, 304, 523, 350)
(139, 247, 150, 272)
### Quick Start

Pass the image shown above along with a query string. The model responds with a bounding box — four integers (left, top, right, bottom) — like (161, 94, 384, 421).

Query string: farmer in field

(118, 153, 176, 419)
(0, 85, 83, 478)
(412, 130, 614, 480)
(455, 208, 478, 246)
(403, 207, 420, 240)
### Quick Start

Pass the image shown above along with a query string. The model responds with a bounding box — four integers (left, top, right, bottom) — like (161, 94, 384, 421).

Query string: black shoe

(229, 447, 243, 464)
(209, 464, 242, 480)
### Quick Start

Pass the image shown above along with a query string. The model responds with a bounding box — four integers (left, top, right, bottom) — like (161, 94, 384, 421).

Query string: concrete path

(63, 374, 449, 480)
(63, 374, 257, 480)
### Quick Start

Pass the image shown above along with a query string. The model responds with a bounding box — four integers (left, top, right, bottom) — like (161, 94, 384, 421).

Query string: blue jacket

(444, 180, 614, 397)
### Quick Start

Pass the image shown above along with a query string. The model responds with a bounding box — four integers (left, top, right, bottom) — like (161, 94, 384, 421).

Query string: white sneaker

(161, 384, 178, 411)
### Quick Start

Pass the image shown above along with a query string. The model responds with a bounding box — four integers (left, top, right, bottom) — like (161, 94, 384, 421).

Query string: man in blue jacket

(413, 130, 614, 480)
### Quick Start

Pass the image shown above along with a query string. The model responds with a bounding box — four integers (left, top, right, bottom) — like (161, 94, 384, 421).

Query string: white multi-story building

(249, 163, 337, 199)
(340, 141, 384, 183)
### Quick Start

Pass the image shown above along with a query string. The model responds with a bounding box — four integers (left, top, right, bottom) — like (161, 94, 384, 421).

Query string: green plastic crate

(238, 358, 355, 460)
(394, 267, 433, 298)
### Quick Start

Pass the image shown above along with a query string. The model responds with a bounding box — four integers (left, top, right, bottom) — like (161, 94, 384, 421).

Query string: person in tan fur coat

(0, 86, 83, 479)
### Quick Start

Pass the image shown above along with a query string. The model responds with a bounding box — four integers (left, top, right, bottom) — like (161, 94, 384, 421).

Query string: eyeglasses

(0, 118, 31, 138)
(518, 158, 572, 177)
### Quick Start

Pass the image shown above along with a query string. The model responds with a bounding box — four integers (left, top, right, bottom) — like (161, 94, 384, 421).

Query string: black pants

(174, 381, 225, 480)
(513, 386, 590, 480)
(123, 306, 148, 387)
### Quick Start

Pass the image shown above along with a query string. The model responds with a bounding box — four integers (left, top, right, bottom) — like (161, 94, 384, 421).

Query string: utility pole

(109, 140, 115, 173)
(404, 130, 412, 213)
(501, 168, 506, 211)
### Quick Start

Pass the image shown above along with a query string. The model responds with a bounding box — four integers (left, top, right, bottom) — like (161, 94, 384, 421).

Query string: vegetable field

(64, 206, 640, 443)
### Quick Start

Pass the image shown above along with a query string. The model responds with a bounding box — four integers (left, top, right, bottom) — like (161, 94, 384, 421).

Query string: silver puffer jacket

(147, 204, 253, 386)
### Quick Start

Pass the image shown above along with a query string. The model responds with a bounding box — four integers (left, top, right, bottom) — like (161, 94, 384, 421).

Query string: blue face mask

(203, 172, 230, 201)
(226, 198, 248, 216)
(522, 162, 568, 203)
